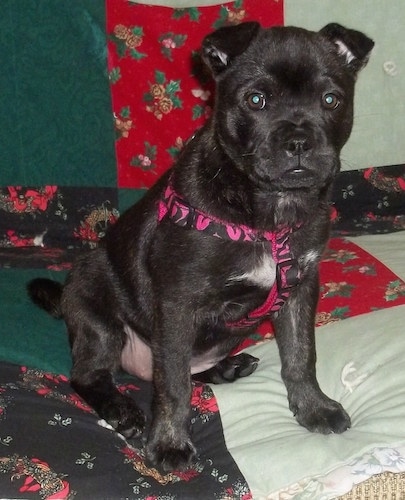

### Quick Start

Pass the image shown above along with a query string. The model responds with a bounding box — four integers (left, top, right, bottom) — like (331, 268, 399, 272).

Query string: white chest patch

(230, 253, 276, 289)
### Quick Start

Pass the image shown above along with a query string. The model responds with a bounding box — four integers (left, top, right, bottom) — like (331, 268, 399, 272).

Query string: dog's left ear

(202, 21, 261, 77)
(320, 23, 374, 73)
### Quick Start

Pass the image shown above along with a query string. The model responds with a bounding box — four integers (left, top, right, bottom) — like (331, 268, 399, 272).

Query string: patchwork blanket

(1, 1, 405, 498)
(1, 234, 405, 499)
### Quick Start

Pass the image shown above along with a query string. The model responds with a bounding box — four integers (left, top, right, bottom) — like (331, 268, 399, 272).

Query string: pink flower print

(138, 154, 152, 167)
(162, 38, 176, 49)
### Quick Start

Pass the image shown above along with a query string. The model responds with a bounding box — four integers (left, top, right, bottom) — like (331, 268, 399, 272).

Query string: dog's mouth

(249, 150, 339, 192)
(284, 166, 313, 179)
(288, 168, 307, 174)
(273, 166, 318, 190)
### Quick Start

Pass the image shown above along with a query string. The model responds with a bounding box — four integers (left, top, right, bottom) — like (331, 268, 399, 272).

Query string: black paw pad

(296, 401, 351, 435)
(195, 353, 259, 384)
(146, 440, 197, 472)
(105, 399, 146, 438)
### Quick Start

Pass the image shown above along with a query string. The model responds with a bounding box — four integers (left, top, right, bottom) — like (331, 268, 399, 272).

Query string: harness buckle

(276, 259, 301, 291)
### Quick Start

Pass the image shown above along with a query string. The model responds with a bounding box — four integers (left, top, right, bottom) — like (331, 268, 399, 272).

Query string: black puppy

(28, 22, 373, 471)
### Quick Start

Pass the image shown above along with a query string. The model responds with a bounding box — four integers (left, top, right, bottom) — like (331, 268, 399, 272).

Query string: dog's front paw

(294, 399, 351, 435)
(145, 438, 197, 471)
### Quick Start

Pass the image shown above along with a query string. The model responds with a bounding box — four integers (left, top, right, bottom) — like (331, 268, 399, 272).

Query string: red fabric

(317, 238, 405, 323)
(106, 0, 284, 188)
(237, 237, 405, 351)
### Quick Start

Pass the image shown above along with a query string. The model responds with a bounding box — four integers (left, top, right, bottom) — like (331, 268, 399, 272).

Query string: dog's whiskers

(211, 168, 222, 181)
(229, 301, 245, 309)
(239, 152, 257, 158)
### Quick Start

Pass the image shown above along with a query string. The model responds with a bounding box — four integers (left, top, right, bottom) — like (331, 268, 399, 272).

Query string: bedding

(2, 1, 405, 498)
(0, 364, 249, 499)
(215, 305, 405, 498)
(1, 233, 405, 499)
(213, 232, 405, 499)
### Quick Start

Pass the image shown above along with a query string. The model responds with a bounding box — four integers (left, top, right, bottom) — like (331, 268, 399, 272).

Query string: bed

(1, 232, 405, 499)
(1, 1, 405, 498)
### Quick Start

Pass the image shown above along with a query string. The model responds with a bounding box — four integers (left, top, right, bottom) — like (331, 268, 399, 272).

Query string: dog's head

(202, 22, 374, 193)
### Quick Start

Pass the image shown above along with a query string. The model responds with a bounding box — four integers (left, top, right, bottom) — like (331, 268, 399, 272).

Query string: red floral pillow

(106, 0, 284, 188)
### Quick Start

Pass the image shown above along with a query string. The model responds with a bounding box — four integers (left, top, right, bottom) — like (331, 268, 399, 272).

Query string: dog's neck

(255, 186, 331, 229)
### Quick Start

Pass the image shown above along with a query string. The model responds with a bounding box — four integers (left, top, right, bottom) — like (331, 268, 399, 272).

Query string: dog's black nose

(284, 136, 312, 156)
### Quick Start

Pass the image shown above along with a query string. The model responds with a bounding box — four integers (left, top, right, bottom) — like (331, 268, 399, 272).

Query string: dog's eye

(246, 92, 266, 110)
(322, 93, 340, 110)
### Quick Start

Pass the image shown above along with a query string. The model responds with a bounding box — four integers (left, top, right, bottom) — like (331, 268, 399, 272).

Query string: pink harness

(158, 182, 301, 327)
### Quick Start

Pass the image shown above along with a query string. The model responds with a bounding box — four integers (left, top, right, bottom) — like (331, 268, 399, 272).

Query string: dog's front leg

(273, 272, 351, 434)
(145, 308, 197, 471)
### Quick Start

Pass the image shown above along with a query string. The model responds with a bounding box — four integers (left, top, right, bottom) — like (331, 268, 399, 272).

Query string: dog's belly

(121, 325, 226, 381)
(121, 325, 154, 380)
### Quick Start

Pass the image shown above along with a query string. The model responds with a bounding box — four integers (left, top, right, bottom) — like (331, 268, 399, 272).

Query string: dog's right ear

(202, 22, 261, 76)
(320, 23, 374, 74)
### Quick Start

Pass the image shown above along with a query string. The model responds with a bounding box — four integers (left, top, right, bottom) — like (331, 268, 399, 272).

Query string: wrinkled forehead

(235, 27, 345, 87)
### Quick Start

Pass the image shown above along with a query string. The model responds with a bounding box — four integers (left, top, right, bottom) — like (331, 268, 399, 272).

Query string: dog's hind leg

(193, 353, 259, 384)
(58, 250, 147, 438)
(67, 319, 146, 438)
(71, 369, 145, 438)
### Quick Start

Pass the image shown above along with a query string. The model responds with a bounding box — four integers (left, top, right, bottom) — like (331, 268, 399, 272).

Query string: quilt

(1, 235, 405, 499)
(1, 1, 405, 498)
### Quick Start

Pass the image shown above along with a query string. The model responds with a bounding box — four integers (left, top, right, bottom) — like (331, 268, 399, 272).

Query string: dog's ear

(202, 22, 261, 76)
(320, 23, 374, 73)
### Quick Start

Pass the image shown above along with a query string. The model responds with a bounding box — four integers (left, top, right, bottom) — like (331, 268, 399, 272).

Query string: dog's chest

(229, 247, 319, 289)
(230, 252, 277, 288)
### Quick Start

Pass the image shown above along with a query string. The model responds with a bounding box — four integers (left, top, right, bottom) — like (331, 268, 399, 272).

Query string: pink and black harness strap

(158, 182, 302, 328)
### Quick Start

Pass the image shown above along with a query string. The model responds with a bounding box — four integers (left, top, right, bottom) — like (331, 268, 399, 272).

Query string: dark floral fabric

(0, 186, 119, 269)
(0, 363, 251, 499)
(331, 164, 405, 235)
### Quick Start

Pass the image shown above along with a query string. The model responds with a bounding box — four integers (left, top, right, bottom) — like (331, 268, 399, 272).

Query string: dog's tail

(27, 278, 64, 319)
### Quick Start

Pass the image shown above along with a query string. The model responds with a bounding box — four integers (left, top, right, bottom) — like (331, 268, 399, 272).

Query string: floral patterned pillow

(106, 0, 284, 188)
